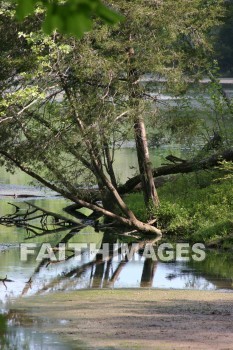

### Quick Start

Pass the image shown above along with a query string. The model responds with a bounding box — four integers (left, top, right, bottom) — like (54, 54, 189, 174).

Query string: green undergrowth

(125, 170, 233, 248)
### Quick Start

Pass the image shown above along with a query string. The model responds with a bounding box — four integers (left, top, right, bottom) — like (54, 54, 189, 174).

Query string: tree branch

(119, 148, 233, 194)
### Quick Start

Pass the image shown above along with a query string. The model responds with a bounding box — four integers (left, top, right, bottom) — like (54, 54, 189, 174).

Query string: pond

(0, 138, 233, 348)
(1, 196, 233, 302)
(1, 194, 233, 349)
(1, 200, 233, 350)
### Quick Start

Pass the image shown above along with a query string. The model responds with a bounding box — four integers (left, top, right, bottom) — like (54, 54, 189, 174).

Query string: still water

(0, 147, 233, 302)
(0, 147, 233, 348)
(0, 195, 233, 306)
(0, 320, 77, 350)
(0, 196, 233, 349)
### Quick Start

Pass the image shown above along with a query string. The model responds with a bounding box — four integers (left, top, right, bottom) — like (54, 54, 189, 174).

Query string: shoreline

(11, 288, 233, 349)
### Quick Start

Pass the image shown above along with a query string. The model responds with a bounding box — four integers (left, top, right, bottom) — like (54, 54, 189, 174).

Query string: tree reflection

(0, 202, 161, 297)
(0, 314, 8, 348)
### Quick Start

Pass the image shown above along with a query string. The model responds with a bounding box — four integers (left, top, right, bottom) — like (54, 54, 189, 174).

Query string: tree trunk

(0, 149, 162, 235)
(134, 116, 159, 207)
(127, 45, 159, 209)
(103, 141, 118, 189)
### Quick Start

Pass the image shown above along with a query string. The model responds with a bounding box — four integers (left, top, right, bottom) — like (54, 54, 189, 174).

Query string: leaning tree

(0, 0, 225, 234)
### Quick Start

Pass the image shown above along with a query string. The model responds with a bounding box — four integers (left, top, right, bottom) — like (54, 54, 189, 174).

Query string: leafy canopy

(0, 0, 228, 230)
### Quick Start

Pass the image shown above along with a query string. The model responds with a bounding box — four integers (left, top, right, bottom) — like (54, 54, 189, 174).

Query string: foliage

(147, 74, 233, 150)
(124, 193, 148, 222)
(126, 171, 233, 246)
(0, 0, 228, 231)
(157, 171, 233, 241)
(215, 161, 233, 180)
(14, 0, 123, 38)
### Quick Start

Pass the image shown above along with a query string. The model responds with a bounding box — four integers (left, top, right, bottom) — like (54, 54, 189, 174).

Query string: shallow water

(0, 323, 75, 350)
(0, 196, 233, 306)
(0, 85, 233, 346)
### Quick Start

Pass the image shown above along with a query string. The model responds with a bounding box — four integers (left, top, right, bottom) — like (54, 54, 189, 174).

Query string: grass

(124, 170, 233, 248)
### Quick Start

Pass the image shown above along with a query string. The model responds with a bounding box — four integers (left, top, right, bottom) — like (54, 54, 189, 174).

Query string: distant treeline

(215, 0, 233, 75)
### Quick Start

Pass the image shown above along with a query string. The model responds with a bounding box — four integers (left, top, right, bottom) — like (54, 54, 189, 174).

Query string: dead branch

(118, 148, 233, 194)
(0, 275, 14, 290)
(24, 202, 81, 226)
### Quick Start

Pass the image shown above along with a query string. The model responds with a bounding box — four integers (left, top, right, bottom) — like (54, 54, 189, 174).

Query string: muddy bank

(11, 289, 233, 350)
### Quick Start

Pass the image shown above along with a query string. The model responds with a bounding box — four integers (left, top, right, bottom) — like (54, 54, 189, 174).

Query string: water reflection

(1, 199, 233, 306)
(0, 312, 75, 350)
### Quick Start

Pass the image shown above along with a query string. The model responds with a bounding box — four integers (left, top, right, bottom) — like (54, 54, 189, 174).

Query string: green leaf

(16, 0, 36, 20)
(15, 0, 124, 38)
(66, 13, 93, 37)
(43, 13, 64, 35)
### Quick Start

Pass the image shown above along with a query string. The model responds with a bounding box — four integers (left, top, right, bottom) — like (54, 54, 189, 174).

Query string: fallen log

(59, 148, 233, 212)
(118, 148, 233, 194)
